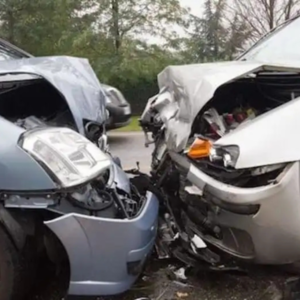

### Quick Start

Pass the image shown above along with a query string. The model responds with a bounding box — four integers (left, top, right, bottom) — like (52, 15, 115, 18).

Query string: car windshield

(239, 15, 300, 62)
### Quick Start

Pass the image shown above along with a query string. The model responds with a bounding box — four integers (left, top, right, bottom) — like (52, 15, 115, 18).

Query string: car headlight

(209, 145, 240, 168)
(186, 138, 240, 168)
(20, 127, 112, 188)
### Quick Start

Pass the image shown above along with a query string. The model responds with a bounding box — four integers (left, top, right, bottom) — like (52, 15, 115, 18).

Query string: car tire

(0, 226, 29, 300)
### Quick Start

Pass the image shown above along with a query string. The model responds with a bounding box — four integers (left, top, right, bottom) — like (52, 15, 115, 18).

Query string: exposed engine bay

(189, 72, 298, 187)
(0, 78, 104, 143)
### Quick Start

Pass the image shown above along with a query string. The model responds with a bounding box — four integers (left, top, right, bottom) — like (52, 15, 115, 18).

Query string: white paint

(191, 234, 207, 249)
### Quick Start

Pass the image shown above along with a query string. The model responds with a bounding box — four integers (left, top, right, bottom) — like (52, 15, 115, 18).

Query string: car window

(240, 16, 300, 62)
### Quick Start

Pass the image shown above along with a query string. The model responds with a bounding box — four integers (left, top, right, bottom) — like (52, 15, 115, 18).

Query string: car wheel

(0, 226, 29, 300)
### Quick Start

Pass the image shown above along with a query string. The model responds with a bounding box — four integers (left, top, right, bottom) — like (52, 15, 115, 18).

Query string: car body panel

(172, 150, 300, 264)
(45, 191, 159, 296)
(215, 96, 300, 168)
(0, 56, 107, 134)
(198, 162, 300, 264)
(0, 116, 56, 191)
(143, 61, 300, 152)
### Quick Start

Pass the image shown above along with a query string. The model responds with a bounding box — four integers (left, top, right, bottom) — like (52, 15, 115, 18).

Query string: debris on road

(176, 292, 189, 298)
(167, 266, 188, 282)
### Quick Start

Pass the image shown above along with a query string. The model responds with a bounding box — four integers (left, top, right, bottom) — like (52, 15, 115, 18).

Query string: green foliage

(0, 0, 253, 113)
(182, 0, 251, 63)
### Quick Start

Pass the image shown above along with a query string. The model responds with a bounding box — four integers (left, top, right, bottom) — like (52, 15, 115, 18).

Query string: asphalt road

(109, 131, 153, 172)
(107, 132, 297, 300)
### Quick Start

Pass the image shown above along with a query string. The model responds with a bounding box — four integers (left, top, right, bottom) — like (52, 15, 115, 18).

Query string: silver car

(140, 14, 300, 271)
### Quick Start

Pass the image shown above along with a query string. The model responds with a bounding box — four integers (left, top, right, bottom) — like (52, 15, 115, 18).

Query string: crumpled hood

(147, 60, 300, 152)
(0, 56, 106, 134)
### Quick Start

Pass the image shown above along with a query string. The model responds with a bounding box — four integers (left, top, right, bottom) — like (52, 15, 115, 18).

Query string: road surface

(109, 131, 152, 172)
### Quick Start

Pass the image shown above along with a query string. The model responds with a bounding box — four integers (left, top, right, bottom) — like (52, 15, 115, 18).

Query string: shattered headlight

(209, 145, 240, 168)
(20, 127, 112, 188)
(186, 137, 240, 168)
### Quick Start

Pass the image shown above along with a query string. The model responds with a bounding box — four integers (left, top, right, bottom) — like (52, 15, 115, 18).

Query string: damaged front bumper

(171, 151, 300, 265)
(44, 191, 159, 296)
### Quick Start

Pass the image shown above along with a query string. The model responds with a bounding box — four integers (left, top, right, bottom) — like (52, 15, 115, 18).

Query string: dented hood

(0, 56, 106, 134)
(149, 60, 300, 152)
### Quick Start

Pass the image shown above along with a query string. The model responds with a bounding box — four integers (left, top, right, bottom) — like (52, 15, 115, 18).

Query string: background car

(101, 84, 131, 130)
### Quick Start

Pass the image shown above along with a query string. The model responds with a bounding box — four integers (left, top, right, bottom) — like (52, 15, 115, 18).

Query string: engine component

(15, 115, 47, 130)
(203, 108, 227, 137)
(69, 185, 114, 212)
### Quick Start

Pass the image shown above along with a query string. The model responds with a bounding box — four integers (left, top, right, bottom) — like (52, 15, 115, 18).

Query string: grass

(113, 116, 141, 132)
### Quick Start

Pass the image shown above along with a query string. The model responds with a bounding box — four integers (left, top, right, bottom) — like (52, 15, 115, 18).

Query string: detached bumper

(44, 191, 159, 296)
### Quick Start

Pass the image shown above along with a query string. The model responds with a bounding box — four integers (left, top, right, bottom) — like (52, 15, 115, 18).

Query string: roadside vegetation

(114, 116, 141, 132)
(0, 0, 299, 114)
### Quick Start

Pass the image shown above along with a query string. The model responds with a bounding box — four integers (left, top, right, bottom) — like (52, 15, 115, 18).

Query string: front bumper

(44, 191, 159, 296)
(170, 151, 300, 265)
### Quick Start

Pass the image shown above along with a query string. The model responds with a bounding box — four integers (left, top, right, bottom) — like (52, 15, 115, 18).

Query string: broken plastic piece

(176, 292, 189, 298)
(184, 185, 203, 196)
(191, 235, 207, 249)
(167, 266, 189, 283)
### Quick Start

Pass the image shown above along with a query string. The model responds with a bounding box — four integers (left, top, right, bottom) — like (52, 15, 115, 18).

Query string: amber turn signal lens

(187, 138, 211, 159)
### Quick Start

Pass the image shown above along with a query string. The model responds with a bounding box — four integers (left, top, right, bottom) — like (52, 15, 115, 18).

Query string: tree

(0, 0, 188, 113)
(231, 0, 300, 42)
(90, 0, 188, 53)
(182, 0, 251, 62)
(0, 0, 97, 55)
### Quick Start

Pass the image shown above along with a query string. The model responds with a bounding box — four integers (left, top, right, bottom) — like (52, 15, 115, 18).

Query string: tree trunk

(7, 10, 15, 43)
(111, 0, 121, 53)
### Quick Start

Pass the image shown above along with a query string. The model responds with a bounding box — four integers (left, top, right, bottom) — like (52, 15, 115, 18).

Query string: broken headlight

(21, 127, 112, 188)
(209, 145, 240, 168)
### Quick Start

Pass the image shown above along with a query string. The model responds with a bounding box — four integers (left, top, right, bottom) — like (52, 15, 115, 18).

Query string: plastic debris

(167, 266, 188, 283)
(176, 292, 189, 298)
